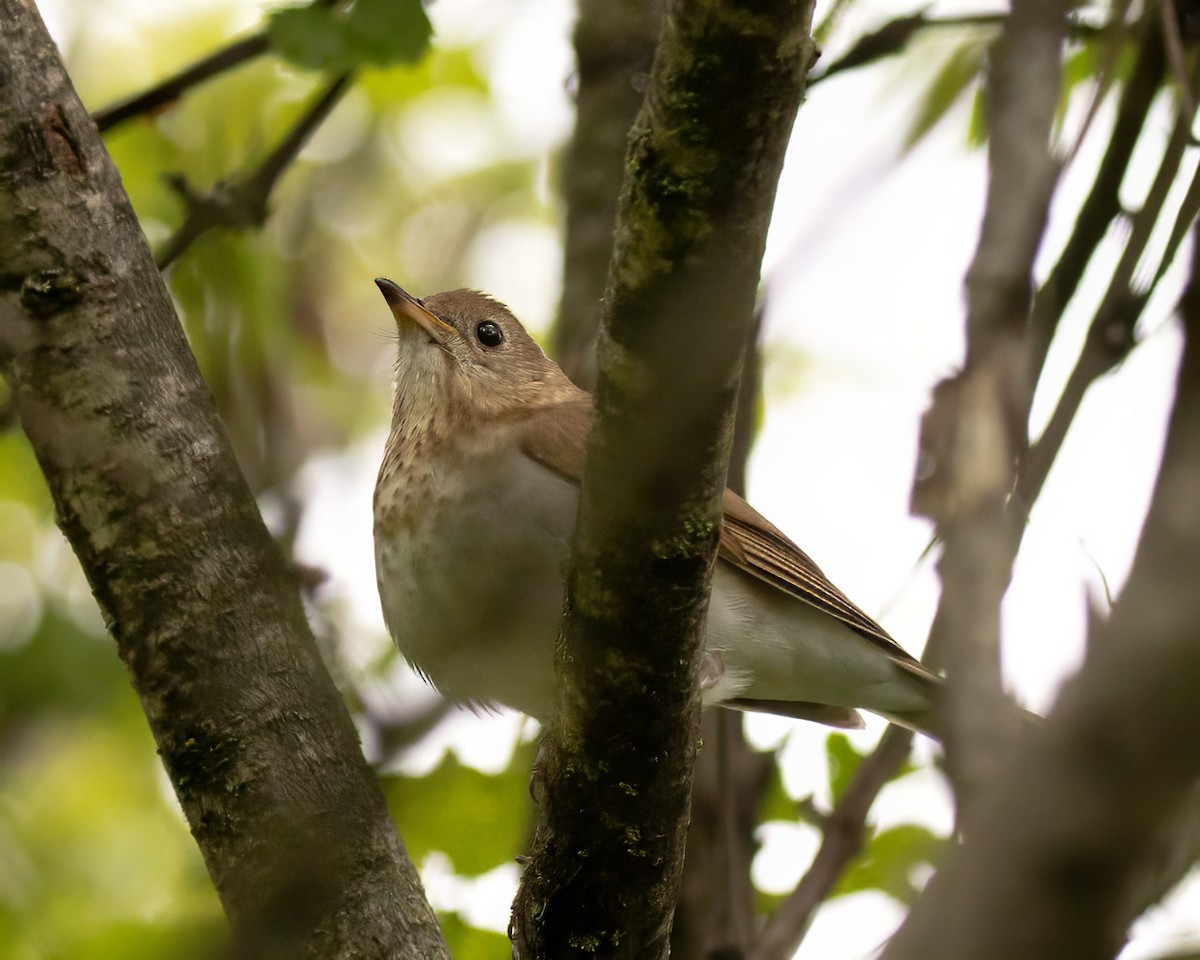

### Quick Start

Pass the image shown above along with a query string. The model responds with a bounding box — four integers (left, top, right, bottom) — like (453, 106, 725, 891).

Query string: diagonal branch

(156, 73, 352, 269)
(92, 33, 271, 132)
(1029, 9, 1165, 374)
(751, 727, 915, 960)
(1019, 73, 1198, 512)
(0, 3, 443, 956)
(809, 10, 1105, 87)
(91, 0, 340, 133)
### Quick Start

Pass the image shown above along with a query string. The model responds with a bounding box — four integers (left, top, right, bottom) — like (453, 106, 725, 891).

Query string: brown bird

(373, 279, 941, 735)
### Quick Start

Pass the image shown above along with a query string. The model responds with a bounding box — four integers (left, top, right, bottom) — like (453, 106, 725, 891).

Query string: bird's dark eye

(476, 321, 504, 347)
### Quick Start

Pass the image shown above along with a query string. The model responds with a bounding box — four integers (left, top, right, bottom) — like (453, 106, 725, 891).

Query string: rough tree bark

(511, 1, 818, 957)
(0, 4, 445, 957)
(552, 4, 770, 956)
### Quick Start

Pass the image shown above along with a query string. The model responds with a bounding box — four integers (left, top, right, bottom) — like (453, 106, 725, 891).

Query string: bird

(372, 278, 942, 736)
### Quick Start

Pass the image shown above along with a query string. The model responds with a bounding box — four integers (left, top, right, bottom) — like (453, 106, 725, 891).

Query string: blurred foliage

(268, 0, 433, 72)
(2, 0, 1173, 955)
(903, 39, 987, 150)
(3, 0, 555, 952)
(438, 911, 513, 958)
(834, 823, 945, 906)
(381, 745, 536, 877)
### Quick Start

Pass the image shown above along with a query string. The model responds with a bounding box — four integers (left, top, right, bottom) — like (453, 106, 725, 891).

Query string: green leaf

(966, 86, 987, 150)
(825, 732, 865, 804)
(381, 745, 533, 876)
(834, 823, 945, 905)
(825, 732, 919, 806)
(269, 6, 349, 73)
(268, 0, 433, 73)
(344, 0, 432, 68)
(904, 41, 987, 150)
(439, 912, 513, 958)
(757, 750, 798, 824)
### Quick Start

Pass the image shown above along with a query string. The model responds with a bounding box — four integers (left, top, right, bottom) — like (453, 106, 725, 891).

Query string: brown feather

(719, 490, 929, 669)
(517, 397, 592, 482)
(515, 390, 933, 679)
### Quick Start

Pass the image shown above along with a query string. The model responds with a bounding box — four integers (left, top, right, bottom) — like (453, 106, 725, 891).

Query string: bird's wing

(720, 489, 929, 670)
(516, 396, 593, 482)
(518, 396, 931, 675)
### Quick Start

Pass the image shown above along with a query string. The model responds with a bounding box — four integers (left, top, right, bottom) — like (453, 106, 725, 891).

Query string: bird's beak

(375, 278, 457, 342)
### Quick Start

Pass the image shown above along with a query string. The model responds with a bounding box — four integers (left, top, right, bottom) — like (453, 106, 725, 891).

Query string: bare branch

(674, 710, 772, 959)
(1019, 75, 1197, 511)
(881, 224, 1200, 960)
(92, 34, 271, 132)
(91, 0, 340, 133)
(810, 10, 1105, 87)
(1160, 0, 1196, 125)
(156, 74, 352, 269)
(911, 0, 1069, 800)
(1030, 10, 1165, 371)
(752, 727, 915, 960)
(552, 0, 665, 388)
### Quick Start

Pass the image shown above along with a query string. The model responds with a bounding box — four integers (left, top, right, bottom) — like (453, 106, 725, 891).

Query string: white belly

(376, 446, 928, 722)
(375, 444, 577, 718)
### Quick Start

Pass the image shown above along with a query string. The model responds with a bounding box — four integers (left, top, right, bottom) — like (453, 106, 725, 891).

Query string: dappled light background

(1, 0, 1197, 957)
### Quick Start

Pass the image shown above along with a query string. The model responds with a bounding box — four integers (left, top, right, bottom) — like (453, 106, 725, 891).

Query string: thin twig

(750, 727, 915, 960)
(810, 11, 1104, 86)
(93, 34, 270, 132)
(91, 0, 340, 133)
(1061, 0, 1137, 169)
(1150, 154, 1200, 291)
(156, 73, 352, 269)
(1030, 10, 1165, 372)
(1160, 0, 1196, 128)
(1018, 72, 1198, 510)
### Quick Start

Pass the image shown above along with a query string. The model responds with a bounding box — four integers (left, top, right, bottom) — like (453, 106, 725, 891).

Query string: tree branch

(809, 10, 1105, 87)
(90, 0, 340, 133)
(1019, 69, 1197, 512)
(752, 727, 915, 960)
(0, 3, 443, 955)
(1029, 10, 1165, 376)
(92, 33, 271, 132)
(881, 223, 1200, 960)
(510, 1, 818, 956)
(156, 73, 352, 269)
(910, 0, 1069, 801)
(552, 0, 664, 388)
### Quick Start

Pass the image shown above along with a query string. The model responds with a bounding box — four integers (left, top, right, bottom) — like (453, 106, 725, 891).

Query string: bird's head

(375, 278, 577, 424)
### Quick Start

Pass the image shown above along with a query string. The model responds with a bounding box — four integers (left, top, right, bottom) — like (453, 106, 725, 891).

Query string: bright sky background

(40, 0, 1200, 955)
